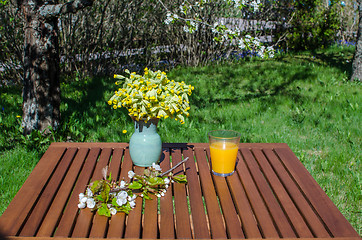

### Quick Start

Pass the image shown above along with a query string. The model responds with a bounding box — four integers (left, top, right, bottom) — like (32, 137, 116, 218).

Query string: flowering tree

(161, 0, 275, 59)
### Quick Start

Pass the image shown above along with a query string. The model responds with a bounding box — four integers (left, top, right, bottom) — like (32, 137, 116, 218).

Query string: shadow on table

(160, 143, 194, 175)
(0, 230, 8, 240)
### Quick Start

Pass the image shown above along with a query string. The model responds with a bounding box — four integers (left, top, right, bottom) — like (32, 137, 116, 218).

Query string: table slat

(194, 147, 227, 239)
(172, 148, 192, 239)
(89, 148, 113, 238)
(72, 147, 112, 238)
(106, 148, 131, 238)
(236, 150, 280, 238)
(159, 148, 176, 239)
(36, 148, 89, 237)
(54, 147, 100, 237)
(275, 148, 360, 238)
(263, 148, 331, 238)
(183, 147, 210, 239)
(0, 146, 66, 236)
(206, 148, 245, 239)
(251, 148, 314, 238)
(20, 147, 77, 236)
(123, 166, 144, 238)
(227, 170, 262, 238)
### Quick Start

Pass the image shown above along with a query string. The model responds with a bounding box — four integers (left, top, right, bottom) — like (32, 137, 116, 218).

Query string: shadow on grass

(188, 61, 316, 109)
(59, 76, 120, 140)
(314, 51, 353, 77)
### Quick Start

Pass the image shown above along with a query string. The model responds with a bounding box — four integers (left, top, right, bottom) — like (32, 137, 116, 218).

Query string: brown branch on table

(159, 157, 189, 177)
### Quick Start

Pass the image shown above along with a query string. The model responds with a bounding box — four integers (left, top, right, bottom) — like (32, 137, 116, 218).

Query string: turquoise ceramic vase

(129, 118, 162, 167)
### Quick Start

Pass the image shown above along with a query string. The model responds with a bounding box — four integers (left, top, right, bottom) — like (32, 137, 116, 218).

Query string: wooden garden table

(0, 142, 359, 240)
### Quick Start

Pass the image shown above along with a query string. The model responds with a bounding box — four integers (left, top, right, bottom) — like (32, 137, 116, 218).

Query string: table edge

(49, 142, 290, 149)
(5, 236, 362, 240)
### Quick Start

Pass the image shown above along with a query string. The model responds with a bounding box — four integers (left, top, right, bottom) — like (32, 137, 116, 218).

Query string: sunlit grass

(0, 45, 360, 233)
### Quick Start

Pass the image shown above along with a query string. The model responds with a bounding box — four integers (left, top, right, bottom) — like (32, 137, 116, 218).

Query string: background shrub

(283, 0, 346, 51)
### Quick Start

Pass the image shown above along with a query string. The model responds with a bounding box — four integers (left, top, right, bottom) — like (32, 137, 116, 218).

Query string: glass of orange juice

(208, 130, 241, 177)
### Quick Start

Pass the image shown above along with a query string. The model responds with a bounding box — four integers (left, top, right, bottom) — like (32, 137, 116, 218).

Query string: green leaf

(128, 181, 143, 189)
(142, 191, 152, 200)
(148, 177, 164, 186)
(172, 175, 187, 184)
(143, 169, 151, 177)
(112, 197, 119, 207)
(119, 202, 132, 214)
(97, 203, 111, 217)
(90, 180, 101, 193)
(100, 183, 110, 202)
(97, 195, 104, 202)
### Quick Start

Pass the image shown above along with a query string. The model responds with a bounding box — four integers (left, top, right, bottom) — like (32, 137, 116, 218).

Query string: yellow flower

(16, 115, 21, 118)
(109, 68, 193, 123)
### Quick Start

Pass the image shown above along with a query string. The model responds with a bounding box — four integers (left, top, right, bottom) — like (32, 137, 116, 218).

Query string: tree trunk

(22, 2, 61, 134)
(20, 0, 93, 135)
(351, 0, 362, 81)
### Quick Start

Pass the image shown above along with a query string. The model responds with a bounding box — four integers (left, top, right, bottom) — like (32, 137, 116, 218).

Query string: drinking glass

(208, 130, 241, 177)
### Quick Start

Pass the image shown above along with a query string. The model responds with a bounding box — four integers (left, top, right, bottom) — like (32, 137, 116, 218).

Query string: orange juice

(210, 141, 238, 175)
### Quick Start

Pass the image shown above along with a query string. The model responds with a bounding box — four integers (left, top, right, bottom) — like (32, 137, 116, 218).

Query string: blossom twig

(159, 157, 189, 177)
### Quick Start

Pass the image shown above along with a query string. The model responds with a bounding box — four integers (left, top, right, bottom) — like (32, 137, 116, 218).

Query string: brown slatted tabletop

(0, 142, 359, 240)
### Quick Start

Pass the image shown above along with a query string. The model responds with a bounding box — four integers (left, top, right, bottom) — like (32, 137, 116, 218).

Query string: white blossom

(110, 207, 117, 215)
(257, 46, 266, 58)
(128, 194, 137, 202)
(253, 37, 260, 46)
(164, 12, 179, 25)
(86, 188, 93, 197)
(183, 26, 191, 33)
(80, 196, 88, 204)
(128, 170, 135, 179)
(129, 201, 136, 208)
(86, 198, 96, 209)
(78, 202, 86, 209)
(79, 193, 85, 201)
(267, 46, 275, 58)
(238, 39, 246, 49)
(119, 180, 126, 188)
(116, 191, 128, 206)
(164, 177, 170, 185)
(152, 163, 162, 171)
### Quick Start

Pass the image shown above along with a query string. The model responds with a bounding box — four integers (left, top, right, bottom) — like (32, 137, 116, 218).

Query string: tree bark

(351, 0, 362, 81)
(21, 0, 93, 134)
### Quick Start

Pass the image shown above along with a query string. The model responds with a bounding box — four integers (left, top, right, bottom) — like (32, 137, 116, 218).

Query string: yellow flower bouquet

(108, 68, 194, 124)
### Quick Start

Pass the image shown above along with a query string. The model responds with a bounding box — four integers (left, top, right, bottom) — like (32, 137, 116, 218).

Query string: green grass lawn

(0, 45, 360, 233)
